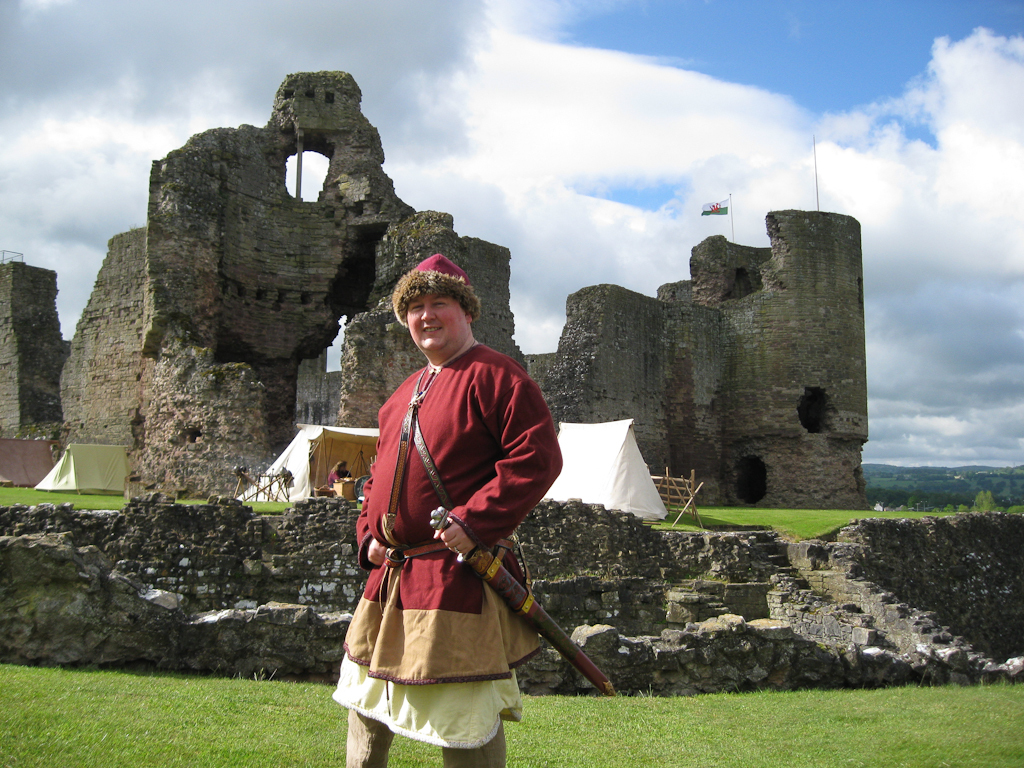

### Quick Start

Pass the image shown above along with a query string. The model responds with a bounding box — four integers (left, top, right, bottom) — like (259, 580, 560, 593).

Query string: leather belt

(385, 538, 515, 568)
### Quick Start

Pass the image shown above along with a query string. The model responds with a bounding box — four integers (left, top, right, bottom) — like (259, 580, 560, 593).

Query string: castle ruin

(23, 72, 867, 506)
(0, 258, 66, 438)
(534, 212, 868, 508)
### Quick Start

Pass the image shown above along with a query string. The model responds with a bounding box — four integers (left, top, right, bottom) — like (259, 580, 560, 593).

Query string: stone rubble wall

(1, 500, 1021, 693)
(785, 514, 1024, 663)
(0, 261, 66, 436)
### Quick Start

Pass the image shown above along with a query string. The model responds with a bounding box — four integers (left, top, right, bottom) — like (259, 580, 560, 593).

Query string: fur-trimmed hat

(391, 253, 481, 326)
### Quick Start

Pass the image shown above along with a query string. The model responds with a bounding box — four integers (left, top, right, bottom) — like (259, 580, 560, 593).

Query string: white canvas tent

(34, 444, 131, 495)
(544, 420, 667, 520)
(261, 424, 379, 502)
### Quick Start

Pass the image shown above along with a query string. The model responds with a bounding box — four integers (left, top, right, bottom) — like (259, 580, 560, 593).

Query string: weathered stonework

(0, 261, 66, 437)
(2, 502, 1020, 693)
(295, 353, 343, 427)
(58, 73, 524, 496)
(57, 72, 526, 496)
(537, 211, 868, 508)
(60, 229, 149, 448)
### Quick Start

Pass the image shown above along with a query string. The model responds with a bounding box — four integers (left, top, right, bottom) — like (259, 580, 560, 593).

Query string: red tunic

(345, 345, 562, 684)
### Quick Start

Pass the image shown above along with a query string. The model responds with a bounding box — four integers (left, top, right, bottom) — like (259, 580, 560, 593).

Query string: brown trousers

(346, 709, 507, 768)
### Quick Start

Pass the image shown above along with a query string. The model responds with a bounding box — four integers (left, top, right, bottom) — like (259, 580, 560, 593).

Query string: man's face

(406, 293, 474, 365)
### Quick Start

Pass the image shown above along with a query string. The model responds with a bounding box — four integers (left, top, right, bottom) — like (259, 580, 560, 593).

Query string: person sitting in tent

(328, 461, 351, 485)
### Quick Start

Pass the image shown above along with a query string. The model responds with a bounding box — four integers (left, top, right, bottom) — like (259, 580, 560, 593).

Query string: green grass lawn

(0, 487, 291, 514)
(659, 505, 961, 540)
(0, 665, 1021, 767)
(0, 487, 981, 539)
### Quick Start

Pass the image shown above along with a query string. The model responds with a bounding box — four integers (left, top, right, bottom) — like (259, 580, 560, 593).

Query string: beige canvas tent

(0, 438, 57, 487)
(34, 444, 131, 495)
(544, 419, 667, 520)
(260, 424, 379, 502)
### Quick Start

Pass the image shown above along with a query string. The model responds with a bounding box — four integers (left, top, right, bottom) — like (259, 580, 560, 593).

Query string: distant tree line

(866, 487, 1023, 514)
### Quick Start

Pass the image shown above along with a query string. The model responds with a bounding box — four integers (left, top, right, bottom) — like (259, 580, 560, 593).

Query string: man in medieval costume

(333, 253, 563, 767)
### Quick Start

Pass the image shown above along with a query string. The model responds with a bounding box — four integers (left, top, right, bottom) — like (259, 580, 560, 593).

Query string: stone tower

(537, 210, 868, 509)
(61, 72, 521, 496)
(0, 259, 66, 437)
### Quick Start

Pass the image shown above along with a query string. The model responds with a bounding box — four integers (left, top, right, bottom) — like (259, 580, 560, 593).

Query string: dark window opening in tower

(286, 151, 330, 202)
(797, 386, 829, 433)
(729, 267, 753, 300)
(325, 92, 335, 103)
(736, 455, 767, 504)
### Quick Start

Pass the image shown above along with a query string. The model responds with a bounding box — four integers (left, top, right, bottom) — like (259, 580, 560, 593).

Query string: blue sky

(2, 0, 1023, 467)
(571, 1, 1023, 114)
(567, 0, 1024, 207)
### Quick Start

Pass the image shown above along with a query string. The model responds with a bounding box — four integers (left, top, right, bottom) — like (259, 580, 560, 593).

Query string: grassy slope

(1, 665, 1021, 768)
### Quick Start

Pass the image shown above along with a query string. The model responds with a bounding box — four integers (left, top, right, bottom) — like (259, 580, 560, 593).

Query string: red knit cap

(391, 253, 481, 326)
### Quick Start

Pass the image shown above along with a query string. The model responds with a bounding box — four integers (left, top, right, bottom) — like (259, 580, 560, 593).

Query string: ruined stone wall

(657, 281, 726, 499)
(61, 230, 148, 448)
(0, 261, 65, 436)
(296, 363, 344, 428)
(60, 73, 524, 496)
(140, 72, 410, 456)
(2, 503, 1021, 691)
(835, 514, 1024, 661)
(133, 340, 272, 494)
(541, 285, 669, 469)
(707, 212, 867, 507)
(538, 210, 868, 509)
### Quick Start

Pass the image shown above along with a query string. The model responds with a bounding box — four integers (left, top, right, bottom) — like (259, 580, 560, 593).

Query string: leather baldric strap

(413, 417, 455, 511)
(383, 368, 437, 547)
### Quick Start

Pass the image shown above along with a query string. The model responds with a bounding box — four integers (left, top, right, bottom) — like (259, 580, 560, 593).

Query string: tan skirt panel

(345, 572, 538, 683)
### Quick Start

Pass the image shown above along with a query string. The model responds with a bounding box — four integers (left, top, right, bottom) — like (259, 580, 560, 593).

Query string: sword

(430, 507, 616, 696)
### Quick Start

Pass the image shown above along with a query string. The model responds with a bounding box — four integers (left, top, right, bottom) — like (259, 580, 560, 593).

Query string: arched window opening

(736, 455, 767, 504)
(286, 151, 330, 202)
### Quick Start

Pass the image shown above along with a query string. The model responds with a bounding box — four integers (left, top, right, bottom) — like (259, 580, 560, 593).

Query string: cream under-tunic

(333, 656, 523, 748)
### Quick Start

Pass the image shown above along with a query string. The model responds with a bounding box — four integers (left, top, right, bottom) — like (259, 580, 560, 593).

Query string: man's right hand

(367, 538, 387, 566)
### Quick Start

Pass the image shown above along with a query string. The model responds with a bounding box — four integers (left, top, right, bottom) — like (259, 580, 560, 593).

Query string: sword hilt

(429, 506, 450, 530)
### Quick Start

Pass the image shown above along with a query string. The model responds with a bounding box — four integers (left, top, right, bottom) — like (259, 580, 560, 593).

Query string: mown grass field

(0, 487, 291, 515)
(656, 505, 961, 540)
(0, 487, 970, 541)
(1, 665, 1021, 767)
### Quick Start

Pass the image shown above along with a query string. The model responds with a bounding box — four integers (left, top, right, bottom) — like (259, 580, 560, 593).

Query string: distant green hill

(862, 464, 1024, 509)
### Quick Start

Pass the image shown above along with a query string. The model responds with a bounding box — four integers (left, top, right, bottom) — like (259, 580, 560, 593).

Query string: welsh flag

(701, 199, 728, 216)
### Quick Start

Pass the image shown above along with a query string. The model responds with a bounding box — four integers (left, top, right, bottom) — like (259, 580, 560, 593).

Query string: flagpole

(729, 193, 734, 242)
(813, 136, 820, 211)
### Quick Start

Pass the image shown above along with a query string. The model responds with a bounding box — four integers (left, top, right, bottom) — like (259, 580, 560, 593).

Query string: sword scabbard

(462, 547, 616, 696)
